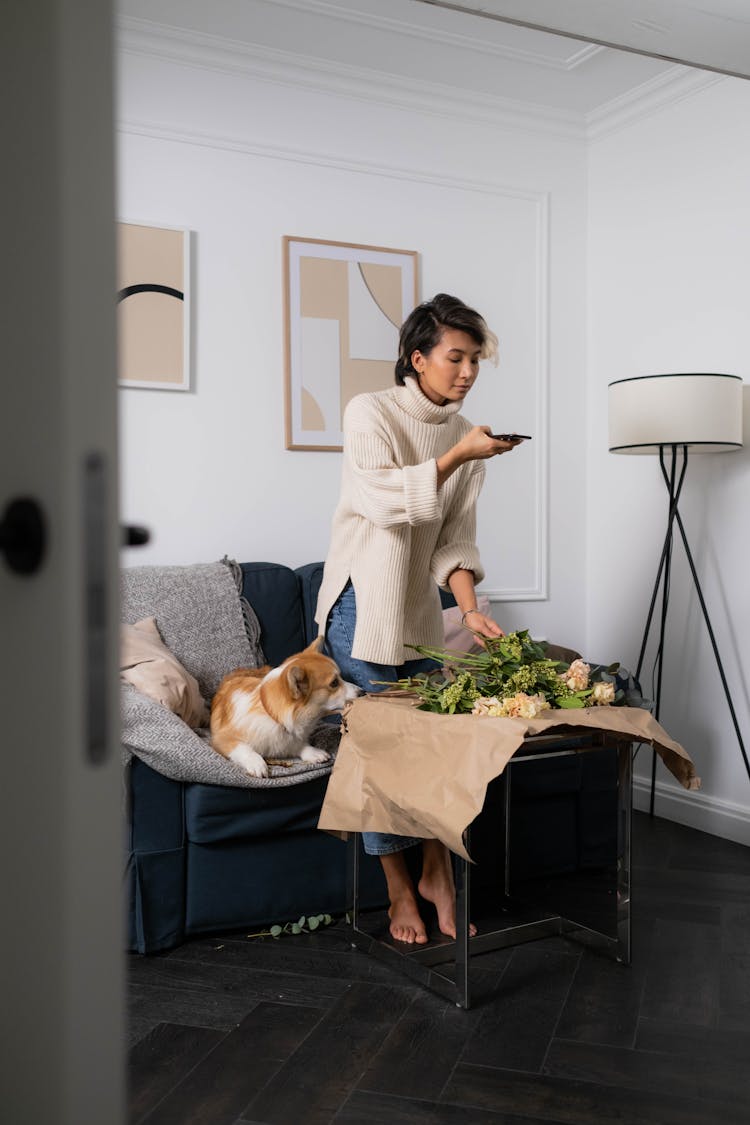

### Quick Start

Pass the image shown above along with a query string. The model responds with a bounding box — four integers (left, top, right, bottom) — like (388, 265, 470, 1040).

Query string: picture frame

(117, 220, 191, 391)
(283, 236, 418, 450)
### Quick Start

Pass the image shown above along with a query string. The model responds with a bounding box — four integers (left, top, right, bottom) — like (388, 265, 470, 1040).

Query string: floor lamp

(608, 372, 747, 815)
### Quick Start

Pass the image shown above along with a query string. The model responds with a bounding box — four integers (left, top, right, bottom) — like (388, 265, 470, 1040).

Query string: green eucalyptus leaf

(308, 916, 320, 930)
(270, 925, 283, 938)
(291, 923, 302, 934)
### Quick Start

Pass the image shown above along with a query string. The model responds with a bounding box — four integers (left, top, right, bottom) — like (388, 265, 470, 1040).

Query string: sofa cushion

(121, 616, 209, 728)
(184, 775, 332, 844)
(241, 562, 307, 665)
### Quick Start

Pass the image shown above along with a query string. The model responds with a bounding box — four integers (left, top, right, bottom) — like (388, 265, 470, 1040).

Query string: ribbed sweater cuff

(431, 543, 485, 589)
(403, 460, 441, 525)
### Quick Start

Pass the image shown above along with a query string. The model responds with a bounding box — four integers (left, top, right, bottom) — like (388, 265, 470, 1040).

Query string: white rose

(520, 693, 548, 719)
(564, 659, 590, 692)
(592, 681, 615, 706)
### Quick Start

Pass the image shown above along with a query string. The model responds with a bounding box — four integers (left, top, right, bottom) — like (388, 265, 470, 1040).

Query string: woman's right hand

(437, 427, 516, 487)
(457, 426, 517, 462)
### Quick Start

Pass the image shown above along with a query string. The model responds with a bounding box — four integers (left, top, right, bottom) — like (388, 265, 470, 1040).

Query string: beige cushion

(441, 594, 492, 653)
(121, 616, 209, 728)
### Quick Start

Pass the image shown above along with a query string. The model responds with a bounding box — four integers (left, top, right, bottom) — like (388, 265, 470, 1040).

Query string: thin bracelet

(461, 608, 481, 625)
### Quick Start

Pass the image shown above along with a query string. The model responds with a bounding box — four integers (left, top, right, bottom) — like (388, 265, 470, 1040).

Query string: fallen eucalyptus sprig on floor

(246, 913, 335, 939)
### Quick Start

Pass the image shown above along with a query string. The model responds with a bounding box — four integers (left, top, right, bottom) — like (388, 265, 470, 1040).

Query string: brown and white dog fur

(210, 637, 360, 778)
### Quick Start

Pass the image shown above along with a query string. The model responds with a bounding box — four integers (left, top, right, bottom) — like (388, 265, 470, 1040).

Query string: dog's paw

(300, 745, 331, 765)
(245, 757, 269, 778)
(228, 745, 269, 778)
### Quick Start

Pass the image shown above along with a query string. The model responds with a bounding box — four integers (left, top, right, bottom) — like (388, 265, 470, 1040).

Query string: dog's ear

(304, 635, 325, 654)
(287, 663, 309, 699)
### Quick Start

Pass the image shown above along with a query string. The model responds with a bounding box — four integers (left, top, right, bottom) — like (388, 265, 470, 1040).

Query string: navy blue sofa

(125, 560, 618, 954)
(125, 561, 387, 954)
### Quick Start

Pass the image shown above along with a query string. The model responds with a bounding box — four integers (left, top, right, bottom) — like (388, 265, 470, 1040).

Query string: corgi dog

(210, 637, 360, 778)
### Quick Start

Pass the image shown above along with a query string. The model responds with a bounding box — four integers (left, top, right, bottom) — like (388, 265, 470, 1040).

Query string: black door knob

(122, 525, 150, 547)
(0, 497, 46, 575)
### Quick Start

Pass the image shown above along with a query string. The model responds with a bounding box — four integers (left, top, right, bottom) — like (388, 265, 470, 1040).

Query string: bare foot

(379, 852, 429, 944)
(419, 841, 477, 939)
(388, 892, 429, 944)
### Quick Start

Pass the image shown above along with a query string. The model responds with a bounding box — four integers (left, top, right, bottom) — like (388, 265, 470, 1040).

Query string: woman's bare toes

(388, 898, 428, 944)
(390, 922, 428, 944)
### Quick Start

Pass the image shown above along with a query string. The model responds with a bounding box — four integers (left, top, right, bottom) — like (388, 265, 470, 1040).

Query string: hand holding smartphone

(490, 433, 531, 442)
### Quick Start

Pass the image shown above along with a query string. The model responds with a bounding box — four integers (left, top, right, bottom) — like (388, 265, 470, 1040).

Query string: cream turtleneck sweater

(315, 375, 486, 665)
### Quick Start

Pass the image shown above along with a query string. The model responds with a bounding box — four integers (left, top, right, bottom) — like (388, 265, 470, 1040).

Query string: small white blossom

(472, 696, 504, 717)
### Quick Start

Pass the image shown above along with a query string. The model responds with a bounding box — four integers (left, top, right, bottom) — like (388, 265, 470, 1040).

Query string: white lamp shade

(608, 373, 743, 454)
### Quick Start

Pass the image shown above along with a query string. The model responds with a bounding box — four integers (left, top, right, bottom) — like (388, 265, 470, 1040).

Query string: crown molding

(263, 0, 604, 70)
(116, 16, 586, 141)
(117, 15, 724, 148)
(587, 65, 724, 141)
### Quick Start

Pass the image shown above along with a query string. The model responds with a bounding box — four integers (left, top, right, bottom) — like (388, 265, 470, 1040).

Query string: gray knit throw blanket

(121, 558, 340, 788)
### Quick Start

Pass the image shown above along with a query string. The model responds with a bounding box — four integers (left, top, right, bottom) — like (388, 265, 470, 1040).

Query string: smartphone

(491, 433, 531, 441)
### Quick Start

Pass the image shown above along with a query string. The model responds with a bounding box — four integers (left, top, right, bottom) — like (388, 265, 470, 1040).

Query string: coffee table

(347, 729, 633, 1009)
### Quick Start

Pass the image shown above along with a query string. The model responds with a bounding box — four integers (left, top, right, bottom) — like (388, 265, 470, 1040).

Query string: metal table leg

(617, 739, 633, 964)
(454, 850, 470, 1009)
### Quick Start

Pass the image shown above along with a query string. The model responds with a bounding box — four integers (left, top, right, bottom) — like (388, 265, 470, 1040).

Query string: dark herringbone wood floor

(127, 812, 750, 1125)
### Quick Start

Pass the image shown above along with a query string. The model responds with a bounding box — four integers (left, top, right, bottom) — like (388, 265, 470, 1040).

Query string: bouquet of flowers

(385, 630, 633, 719)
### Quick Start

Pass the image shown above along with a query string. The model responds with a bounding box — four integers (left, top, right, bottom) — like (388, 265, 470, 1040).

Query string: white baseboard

(633, 776, 750, 847)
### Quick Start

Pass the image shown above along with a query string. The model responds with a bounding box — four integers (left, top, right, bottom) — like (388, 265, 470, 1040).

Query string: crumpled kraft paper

(317, 695, 700, 861)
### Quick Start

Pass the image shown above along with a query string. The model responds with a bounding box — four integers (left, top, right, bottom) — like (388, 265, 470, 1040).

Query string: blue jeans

(324, 581, 440, 857)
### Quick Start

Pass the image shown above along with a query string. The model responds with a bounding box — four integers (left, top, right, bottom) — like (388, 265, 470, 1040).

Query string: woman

(316, 293, 521, 945)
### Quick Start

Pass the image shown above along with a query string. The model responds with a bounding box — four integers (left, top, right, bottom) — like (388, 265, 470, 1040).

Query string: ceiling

(414, 0, 750, 79)
(117, 0, 742, 130)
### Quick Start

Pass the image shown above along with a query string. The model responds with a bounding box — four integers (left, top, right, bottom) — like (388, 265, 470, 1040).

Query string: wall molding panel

(119, 116, 550, 600)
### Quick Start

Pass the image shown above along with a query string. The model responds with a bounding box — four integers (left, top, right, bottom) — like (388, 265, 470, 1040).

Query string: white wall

(117, 8, 589, 650)
(117, 4, 750, 843)
(587, 76, 750, 843)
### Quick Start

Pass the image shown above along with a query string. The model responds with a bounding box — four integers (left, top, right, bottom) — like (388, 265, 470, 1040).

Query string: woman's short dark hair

(394, 293, 498, 385)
